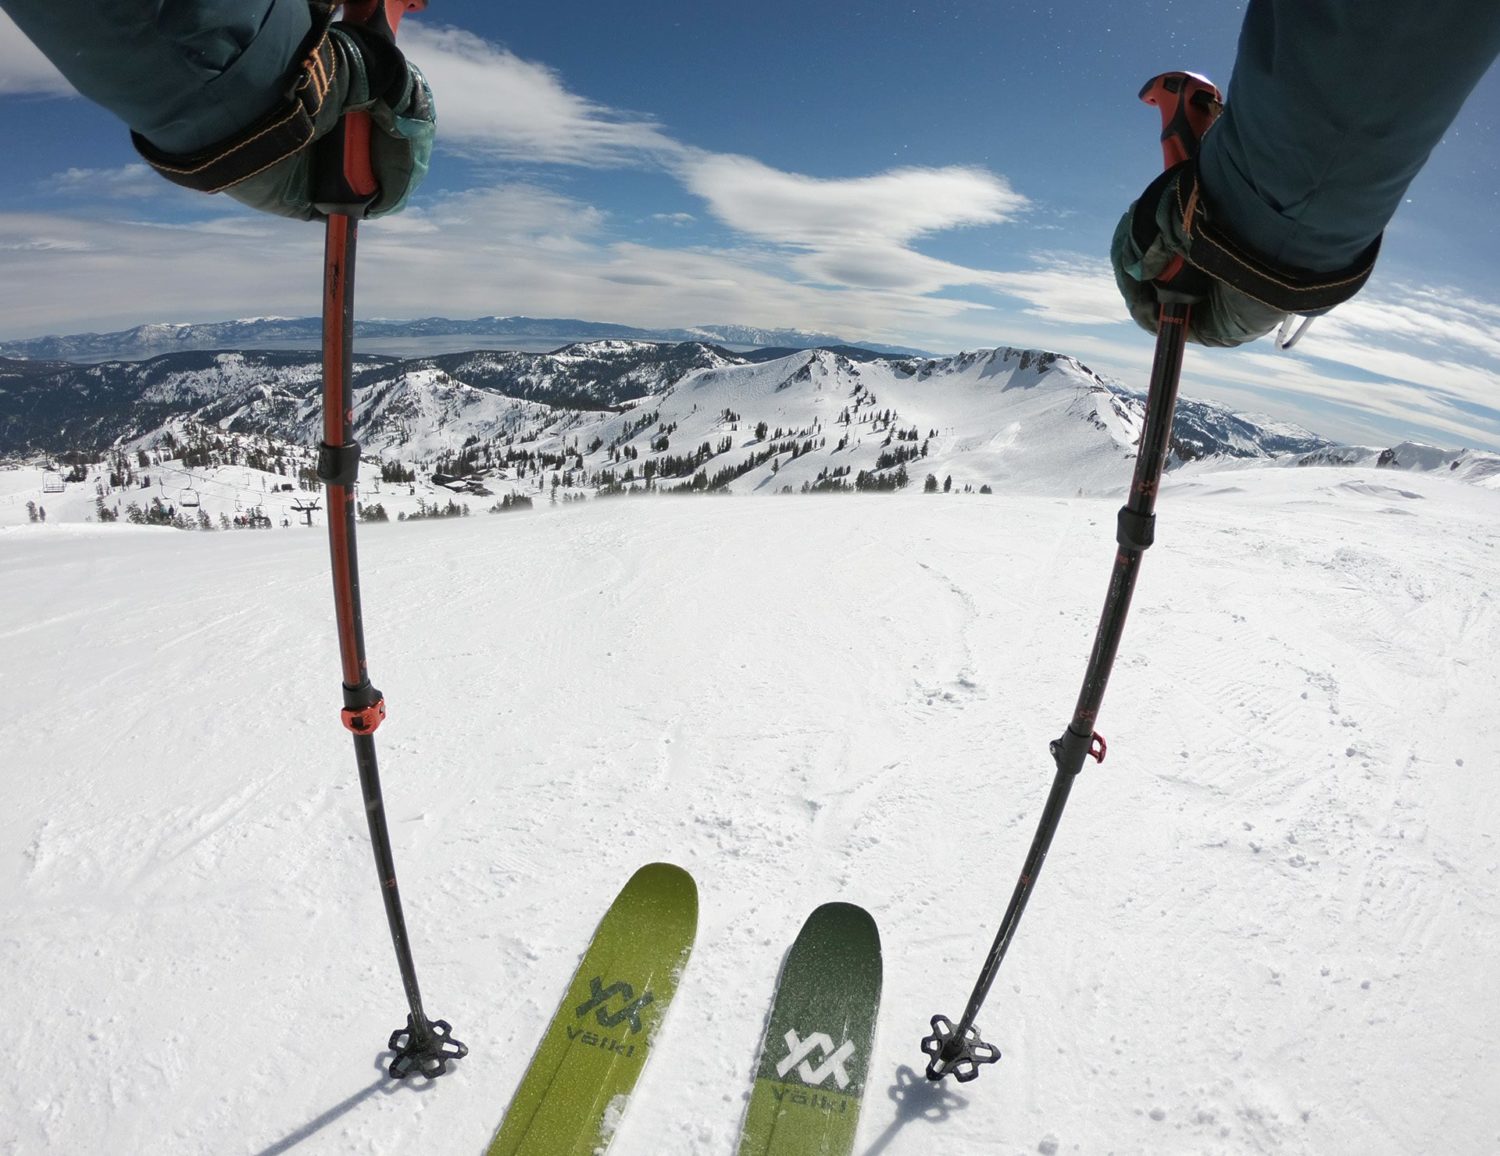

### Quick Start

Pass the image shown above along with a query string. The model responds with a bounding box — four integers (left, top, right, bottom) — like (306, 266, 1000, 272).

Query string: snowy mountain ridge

(5, 338, 1498, 534)
(2, 340, 1323, 472)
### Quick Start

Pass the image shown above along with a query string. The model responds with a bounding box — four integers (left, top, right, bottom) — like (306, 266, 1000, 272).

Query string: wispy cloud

(400, 24, 680, 167)
(984, 252, 1123, 325)
(679, 153, 1026, 293)
(681, 154, 1025, 245)
(50, 164, 176, 200)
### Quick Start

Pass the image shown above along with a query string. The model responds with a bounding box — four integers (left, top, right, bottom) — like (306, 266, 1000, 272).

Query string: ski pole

(315, 0, 466, 1079)
(921, 71, 1223, 1084)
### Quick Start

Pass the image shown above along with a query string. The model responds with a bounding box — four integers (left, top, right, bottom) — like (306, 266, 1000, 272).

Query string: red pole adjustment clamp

(342, 698, 387, 735)
(1089, 732, 1107, 763)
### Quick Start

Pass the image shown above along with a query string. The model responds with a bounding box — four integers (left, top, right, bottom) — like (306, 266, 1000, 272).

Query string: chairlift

(180, 487, 201, 508)
(42, 473, 66, 494)
(290, 497, 322, 527)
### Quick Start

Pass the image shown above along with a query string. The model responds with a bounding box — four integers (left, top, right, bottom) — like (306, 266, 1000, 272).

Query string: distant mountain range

(4, 339, 1495, 501)
(0, 316, 929, 362)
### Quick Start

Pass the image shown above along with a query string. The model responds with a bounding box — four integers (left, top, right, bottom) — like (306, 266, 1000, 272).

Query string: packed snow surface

(2, 467, 1498, 1154)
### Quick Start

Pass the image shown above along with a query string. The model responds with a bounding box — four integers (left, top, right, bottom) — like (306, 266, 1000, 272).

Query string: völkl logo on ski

(775, 1029, 856, 1089)
(575, 975, 654, 1033)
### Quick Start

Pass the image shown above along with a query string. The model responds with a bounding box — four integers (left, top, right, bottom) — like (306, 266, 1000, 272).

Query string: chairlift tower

(290, 497, 322, 527)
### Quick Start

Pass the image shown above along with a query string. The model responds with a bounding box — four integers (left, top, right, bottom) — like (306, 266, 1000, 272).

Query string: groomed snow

(2, 467, 1497, 1154)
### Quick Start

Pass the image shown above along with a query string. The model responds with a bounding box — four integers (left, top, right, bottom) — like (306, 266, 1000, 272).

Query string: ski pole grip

(1139, 71, 1222, 294)
(316, 0, 427, 210)
(1139, 71, 1222, 171)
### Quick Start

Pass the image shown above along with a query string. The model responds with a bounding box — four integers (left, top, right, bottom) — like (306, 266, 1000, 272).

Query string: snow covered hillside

(2, 467, 1497, 1154)
(10, 338, 1499, 544)
(3, 342, 1361, 535)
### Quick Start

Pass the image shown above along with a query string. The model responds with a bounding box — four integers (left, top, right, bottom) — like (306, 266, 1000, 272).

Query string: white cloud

(0, 11, 75, 96)
(0, 182, 997, 349)
(985, 252, 1124, 325)
(400, 24, 680, 167)
(1311, 288, 1500, 368)
(677, 153, 1027, 294)
(50, 164, 176, 200)
(681, 154, 1026, 246)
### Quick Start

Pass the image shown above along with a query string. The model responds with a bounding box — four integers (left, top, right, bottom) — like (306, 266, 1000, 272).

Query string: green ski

(736, 902, 883, 1156)
(487, 862, 698, 1156)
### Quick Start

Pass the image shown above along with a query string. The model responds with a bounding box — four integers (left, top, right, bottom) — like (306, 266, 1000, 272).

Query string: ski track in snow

(2, 467, 1498, 1155)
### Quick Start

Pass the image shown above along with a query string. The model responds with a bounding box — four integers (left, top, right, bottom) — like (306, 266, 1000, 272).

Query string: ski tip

(628, 861, 696, 892)
(803, 900, 880, 942)
(788, 901, 882, 995)
(621, 862, 699, 928)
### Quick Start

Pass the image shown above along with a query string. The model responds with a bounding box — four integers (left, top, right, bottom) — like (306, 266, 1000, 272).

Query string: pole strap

(1137, 158, 1381, 315)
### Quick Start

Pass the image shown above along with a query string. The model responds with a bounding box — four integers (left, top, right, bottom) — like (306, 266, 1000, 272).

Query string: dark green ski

(736, 902, 883, 1156)
(487, 863, 697, 1156)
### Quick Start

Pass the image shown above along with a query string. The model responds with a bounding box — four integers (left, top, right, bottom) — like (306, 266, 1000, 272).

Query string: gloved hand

(133, 9, 434, 221)
(1110, 165, 1286, 348)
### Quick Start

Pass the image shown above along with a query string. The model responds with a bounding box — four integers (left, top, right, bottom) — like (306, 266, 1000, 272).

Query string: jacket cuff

(1167, 158, 1381, 315)
(132, 6, 341, 194)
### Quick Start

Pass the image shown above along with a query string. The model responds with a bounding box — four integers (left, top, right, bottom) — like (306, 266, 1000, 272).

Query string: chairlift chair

(42, 473, 66, 493)
(180, 487, 201, 508)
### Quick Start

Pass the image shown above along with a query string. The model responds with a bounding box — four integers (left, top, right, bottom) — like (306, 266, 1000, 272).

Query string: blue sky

(2, 2, 1499, 451)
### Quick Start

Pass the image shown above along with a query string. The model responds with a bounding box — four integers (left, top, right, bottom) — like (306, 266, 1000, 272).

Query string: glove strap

(1168, 158, 1382, 314)
(131, 5, 341, 194)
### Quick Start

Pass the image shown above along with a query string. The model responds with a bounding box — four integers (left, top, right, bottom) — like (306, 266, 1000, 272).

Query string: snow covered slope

(2, 466, 1497, 1155)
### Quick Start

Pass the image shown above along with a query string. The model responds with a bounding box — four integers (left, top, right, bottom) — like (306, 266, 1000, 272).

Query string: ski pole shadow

(861, 1064, 968, 1156)
(250, 1050, 432, 1155)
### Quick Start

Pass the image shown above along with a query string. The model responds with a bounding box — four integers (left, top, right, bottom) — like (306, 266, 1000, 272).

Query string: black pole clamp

(318, 441, 362, 487)
(1117, 505, 1156, 551)
(1050, 726, 1107, 775)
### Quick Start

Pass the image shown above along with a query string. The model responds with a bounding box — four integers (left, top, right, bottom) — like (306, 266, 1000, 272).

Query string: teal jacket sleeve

(0, 0, 312, 153)
(1199, 0, 1500, 273)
